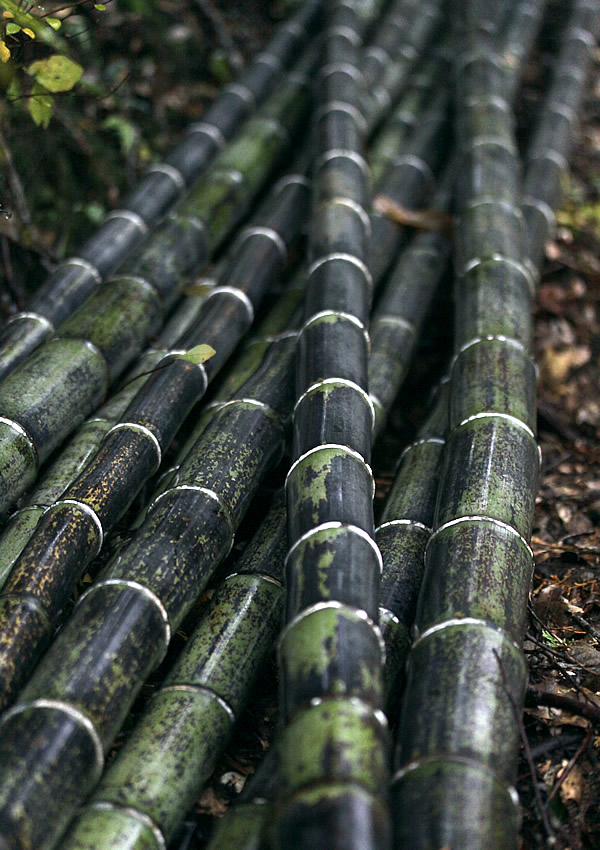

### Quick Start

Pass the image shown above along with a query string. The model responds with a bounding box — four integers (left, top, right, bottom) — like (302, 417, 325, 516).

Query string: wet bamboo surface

(0, 1, 598, 849)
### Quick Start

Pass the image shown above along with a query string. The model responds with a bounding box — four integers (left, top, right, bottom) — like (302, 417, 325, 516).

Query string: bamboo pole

(0, 0, 321, 381)
(0, 163, 310, 710)
(60, 491, 288, 850)
(0, 56, 314, 518)
(0, 320, 298, 850)
(391, 2, 598, 847)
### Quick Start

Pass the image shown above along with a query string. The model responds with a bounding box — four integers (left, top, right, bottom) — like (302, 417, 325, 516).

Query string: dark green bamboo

(0, 261, 227, 593)
(0, 166, 309, 711)
(522, 0, 599, 277)
(391, 2, 555, 846)
(60, 491, 288, 850)
(376, 382, 449, 713)
(0, 321, 298, 850)
(0, 57, 313, 519)
(277, 1, 393, 846)
(0, 0, 321, 381)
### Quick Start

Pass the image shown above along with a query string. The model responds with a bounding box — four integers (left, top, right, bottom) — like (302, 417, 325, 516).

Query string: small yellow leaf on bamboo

(22, 27, 35, 39)
(2, 10, 14, 18)
(0, 41, 10, 63)
(177, 344, 216, 365)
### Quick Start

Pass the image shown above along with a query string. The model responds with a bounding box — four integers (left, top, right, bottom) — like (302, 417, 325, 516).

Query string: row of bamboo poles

(0, 0, 597, 848)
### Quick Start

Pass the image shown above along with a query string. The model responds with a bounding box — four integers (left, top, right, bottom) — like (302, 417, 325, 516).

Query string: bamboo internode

(0, 1, 598, 848)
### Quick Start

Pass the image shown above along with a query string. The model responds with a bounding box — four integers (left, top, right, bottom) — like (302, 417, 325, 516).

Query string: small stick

(373, 194, 454, 234)
(547, 728, 592, 804)
(525, 687, 600, 725)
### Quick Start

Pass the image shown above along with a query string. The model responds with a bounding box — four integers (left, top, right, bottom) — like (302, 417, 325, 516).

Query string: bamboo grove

(0, 0, 597, 848)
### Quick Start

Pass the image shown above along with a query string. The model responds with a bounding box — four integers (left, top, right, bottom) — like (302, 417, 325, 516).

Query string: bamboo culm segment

(277, 0, 396, 846)
(0, 60, 311, 519)
(0, 330, 297, 850)
(376, 382, 449, 712)
(0, 0, 321, 381)
(392, 2, 548, 846)
(61, 493, 288, 850)
(0, 170, 309, 711)
(522, 0, 599, 275)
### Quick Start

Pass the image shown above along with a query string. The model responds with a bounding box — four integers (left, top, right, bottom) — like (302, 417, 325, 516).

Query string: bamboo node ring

(205, 285, 255, 325)
(185, 122, 226, 150)
(159, 684, 236, 725)
(285, 521, 382, 573)
(65, 256, 102, 284)
(1, 699, 104, 783)
(375, 519, 432, 536)
(428, 515, 533, 558)
(79, 579, 172, 661)
(54, 499, 104, 555)
(238, 226, 288, 263)
(105, 423, 163, 472)
(307, 252, 373, 288)
(224, 82, 255, 107)
(146, 163, 185, 191)
(294, 378, 376, 431)
(89, 803, 166, 850)
(104, 209, 148, 234)
(315, 148, 370, 176)
(411, 617, 524, 655)
(6, 311, 54, 332)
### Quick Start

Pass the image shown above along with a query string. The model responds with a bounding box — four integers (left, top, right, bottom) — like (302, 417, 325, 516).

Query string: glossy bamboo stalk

(376, 382, 449, 716)
(0, 0, 321, 380)
(392, 2, 546, 846)
(0, 59, 313, 519)
(0, 168, 310, 711)
(277, 1, 390, 846)
(522, 0, 600, 277)
(61, 492, 288, 850)
(0, 321, 298, 850)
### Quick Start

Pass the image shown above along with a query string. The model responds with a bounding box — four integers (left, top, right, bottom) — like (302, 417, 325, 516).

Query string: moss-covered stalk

(0, 261, 227, 595)
(277, 2, 389, 847)
(391, 3, 547, 847)
(0, 0, 321, 381)
(0, 319, 298, 850)
(0, 169, 310, 711)
(0, 61, 313, 520)
(60, 491, 288, 850)
(522, 0, 599, 277)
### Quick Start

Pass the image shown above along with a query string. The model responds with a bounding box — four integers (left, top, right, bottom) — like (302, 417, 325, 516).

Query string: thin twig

(526, 687, 600, 725)
(547, 729, 592, 804)
(0, 127, 32, 225)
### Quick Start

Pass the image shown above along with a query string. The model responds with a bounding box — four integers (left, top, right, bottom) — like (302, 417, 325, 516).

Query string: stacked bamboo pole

(392, 2, 599, 848)
(0, 2, 598, 848)
(0, 162, 311, 710)
(0, 0, 321, 381)
(0, 51, 315, 518)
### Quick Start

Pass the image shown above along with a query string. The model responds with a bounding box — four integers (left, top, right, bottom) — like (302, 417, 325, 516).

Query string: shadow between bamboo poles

(0, 0, 322, 381)
(0, 52, 314, 519)
(0, 164, 311, 711)
(392, 2, 599, 847)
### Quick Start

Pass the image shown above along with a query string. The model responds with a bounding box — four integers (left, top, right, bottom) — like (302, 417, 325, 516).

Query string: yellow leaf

(22, 27, 35, 39)
(0, 41, 10, 64)
(177, 344, 216, 365)
(27, 55, 83, 93)
(2, 11, 14, 18)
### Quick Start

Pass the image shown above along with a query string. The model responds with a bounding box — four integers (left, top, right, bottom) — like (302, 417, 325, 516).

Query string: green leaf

(94, 3, 107, 9)
(28, 82, 53, 127)
(177, 344, 216, 365)
(45, 18, 62, 30)
(27, 54, 83, 93)
(102, 115, 138, 155)
(6, 22, 20, 34)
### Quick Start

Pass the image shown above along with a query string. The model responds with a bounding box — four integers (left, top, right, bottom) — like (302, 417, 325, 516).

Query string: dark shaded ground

(1, 2, 600, 849)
